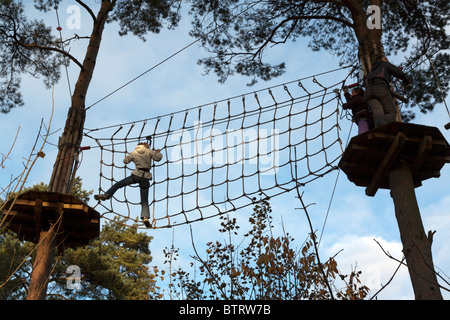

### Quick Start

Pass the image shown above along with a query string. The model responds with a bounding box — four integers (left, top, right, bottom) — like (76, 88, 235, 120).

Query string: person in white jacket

(95, 142, 162, 227)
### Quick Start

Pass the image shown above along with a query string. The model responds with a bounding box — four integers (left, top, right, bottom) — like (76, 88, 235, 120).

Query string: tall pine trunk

(26, 2, 113, 300)
(343, 0, 383, 72)
(389, 161, 443, 299)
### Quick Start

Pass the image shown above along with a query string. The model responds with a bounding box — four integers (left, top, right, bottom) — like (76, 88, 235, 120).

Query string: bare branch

(189, 226, 228, 299)
(371, 239, 406, 299)
(75, 0, 97, 23)
(1, 127, 20, 169)
(0, 86, 55, 228)
(374, 239, 450, 295)
(293, 148, 335, 300)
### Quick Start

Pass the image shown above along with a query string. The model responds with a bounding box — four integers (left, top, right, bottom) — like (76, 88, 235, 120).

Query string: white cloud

(323, 234, 413, 299)
(323, 229, 450, 300)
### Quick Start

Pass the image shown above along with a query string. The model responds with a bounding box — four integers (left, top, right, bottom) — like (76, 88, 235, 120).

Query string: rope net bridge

(83, 66, 354, 229)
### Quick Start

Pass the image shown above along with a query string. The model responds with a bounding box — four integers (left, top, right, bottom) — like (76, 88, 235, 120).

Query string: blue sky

(1, 2, 449, 300)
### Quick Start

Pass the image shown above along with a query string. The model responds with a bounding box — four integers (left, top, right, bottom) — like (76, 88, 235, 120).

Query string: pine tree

(1, 180, 156, 300)
(188, 0, 449, 118)
(1, 0, 183, 299)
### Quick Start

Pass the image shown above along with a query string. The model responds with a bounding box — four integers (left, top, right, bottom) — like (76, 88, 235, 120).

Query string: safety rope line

(84, 66, 353, 134)
(84, 1, 263, 112)
(54, 3, 72, 99)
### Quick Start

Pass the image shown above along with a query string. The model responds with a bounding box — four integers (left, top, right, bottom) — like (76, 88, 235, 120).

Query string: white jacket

(123, 144, 162, 180)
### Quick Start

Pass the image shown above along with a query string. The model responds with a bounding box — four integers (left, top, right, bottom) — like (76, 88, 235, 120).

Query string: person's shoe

(142, 218, 151, 228)
(94, 194, 108, 201)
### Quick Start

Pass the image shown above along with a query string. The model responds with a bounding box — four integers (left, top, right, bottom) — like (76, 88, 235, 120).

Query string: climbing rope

(83, 66, 355, 229)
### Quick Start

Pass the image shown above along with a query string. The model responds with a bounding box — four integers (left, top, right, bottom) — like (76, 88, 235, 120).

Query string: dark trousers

(105, 174, 150, 218)
(365, 81, 397, 128)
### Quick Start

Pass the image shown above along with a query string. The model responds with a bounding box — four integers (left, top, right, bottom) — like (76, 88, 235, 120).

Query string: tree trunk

(26, 1, 113, 300)
(48, 2, 112, 193)
(389, 161, 443, 299)
(26, 227, 57, 300)
(344, 0, 383, 75)
(345, 0, 442, 299)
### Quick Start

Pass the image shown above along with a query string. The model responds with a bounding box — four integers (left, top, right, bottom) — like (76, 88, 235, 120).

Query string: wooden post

(389, 161, 443, 300)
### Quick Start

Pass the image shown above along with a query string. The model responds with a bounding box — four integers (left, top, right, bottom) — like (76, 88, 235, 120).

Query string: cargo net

(83, 66, 353, 229)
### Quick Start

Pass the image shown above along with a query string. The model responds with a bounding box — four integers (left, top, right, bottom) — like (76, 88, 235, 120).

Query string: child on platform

(342, 86, 373, 134)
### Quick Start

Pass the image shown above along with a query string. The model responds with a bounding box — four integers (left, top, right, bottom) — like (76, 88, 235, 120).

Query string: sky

(1, 2, 449, 300)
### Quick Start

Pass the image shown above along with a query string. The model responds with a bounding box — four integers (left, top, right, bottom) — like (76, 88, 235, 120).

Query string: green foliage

(0, 0, 183, 113)
(188, 0, 450, 115)
(0, 217, 157, 300)
(0, 0, 64, 113)
(108, 0, 182, 40)
(1, 176, 93, 204)
(70, 176, 93, 203)
(49, 217, 156, 300)
(0, 180, 155, 300)
(0, 227, 34, 299)
(34, 0, 183, 40)
(163, 198, 370, 300)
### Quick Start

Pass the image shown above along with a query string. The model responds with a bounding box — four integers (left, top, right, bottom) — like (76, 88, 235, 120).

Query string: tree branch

(295, 188, 336, 299)
(294, 14, 354, 29)
(75, 0, 97, 23)
(374, 238, 450, 295)
(61, 34, 91, 46)
(15, 41, 84, 70)
(312, 0, 346, 6)
(189, 226, 228, 299)
(292, 146, 337, 299)
(252, 14, 353, 60)
(371, 239, 406, 299)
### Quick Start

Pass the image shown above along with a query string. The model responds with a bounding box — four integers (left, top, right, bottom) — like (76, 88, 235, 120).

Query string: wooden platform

(3, 191, 100, 253)
(338, 122, 450, 196)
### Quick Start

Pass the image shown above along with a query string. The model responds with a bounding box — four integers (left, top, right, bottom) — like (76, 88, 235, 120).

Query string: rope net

(83, 66, 353, 229)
